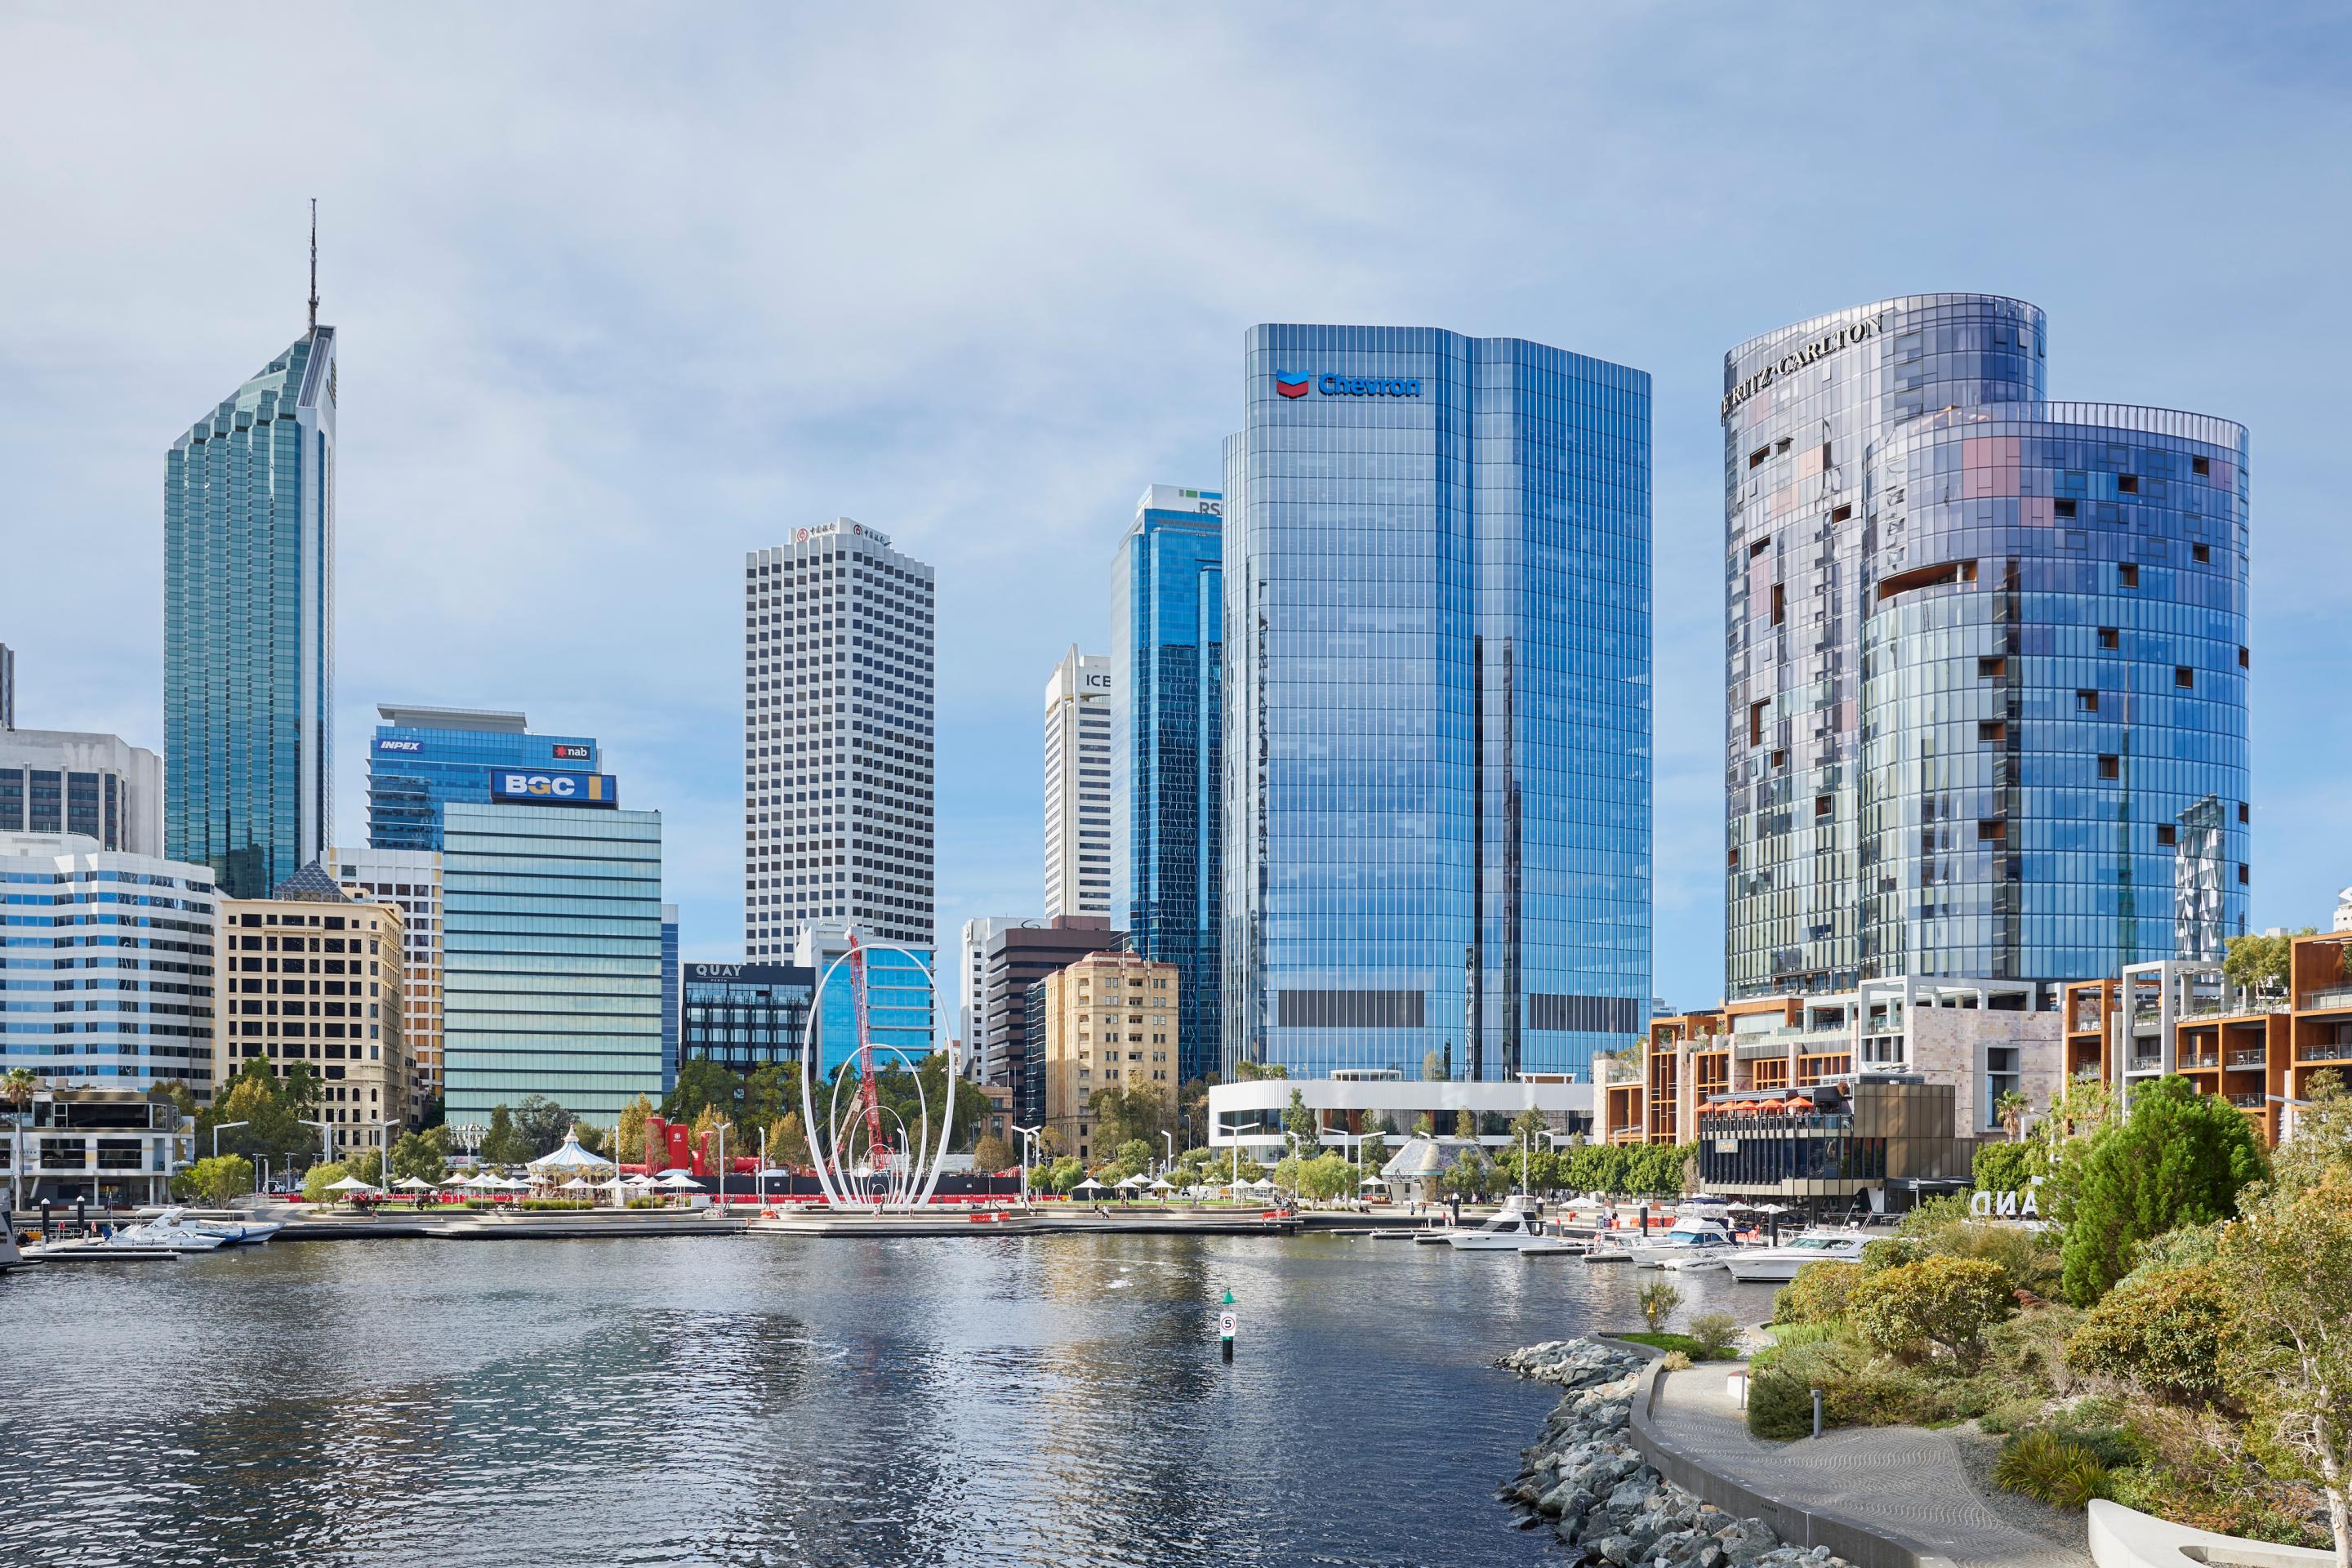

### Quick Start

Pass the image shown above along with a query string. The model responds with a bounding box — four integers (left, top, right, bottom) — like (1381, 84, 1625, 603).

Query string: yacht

(42, 1209, 227, 1258)
(1629, 1214, 1738, 1268)
(189, 1216, 282, 1246)
(1445, 1202, 1552, 1251)
(1722, 1227, 1870, 1284)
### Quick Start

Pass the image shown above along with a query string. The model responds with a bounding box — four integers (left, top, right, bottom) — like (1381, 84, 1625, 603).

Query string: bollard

(1811, 1387, 1823, 1438)
(1219, 1289, 1236, 1362)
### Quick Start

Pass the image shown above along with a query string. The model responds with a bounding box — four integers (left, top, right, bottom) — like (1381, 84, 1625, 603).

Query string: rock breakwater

(1494, 1339, 1851, 1568)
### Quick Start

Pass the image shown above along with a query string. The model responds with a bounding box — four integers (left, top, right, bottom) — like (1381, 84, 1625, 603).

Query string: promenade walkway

(1646, 1364, 2090, 1568)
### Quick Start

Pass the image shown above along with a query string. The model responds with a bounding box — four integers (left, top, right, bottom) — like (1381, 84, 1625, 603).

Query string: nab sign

(488, 769, 619, 808)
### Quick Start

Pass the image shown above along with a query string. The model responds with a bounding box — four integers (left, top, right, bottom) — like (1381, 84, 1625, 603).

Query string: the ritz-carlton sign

(1720, 315, 1883, 418)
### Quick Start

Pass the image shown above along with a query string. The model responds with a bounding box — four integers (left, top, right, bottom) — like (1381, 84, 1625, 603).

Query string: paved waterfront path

(1649, 1365, 2091, 1568)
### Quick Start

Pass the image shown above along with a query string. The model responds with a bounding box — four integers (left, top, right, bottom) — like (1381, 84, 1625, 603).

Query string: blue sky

(2, 3, 2347, 1012)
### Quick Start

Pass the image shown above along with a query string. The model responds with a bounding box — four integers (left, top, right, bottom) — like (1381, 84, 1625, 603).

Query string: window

(1749, 701, 1768, 746)
(2238, 646, 2250, 668)
(1748, 536, 1771, 559)
(1977, 720, 2006, 742)
(1830, 504, 1852, 524)
(2175, 666, 2194, 688)
(2098, 626, 2119, 649)
(2238, 801, 2250, 824)
(1977, 819, 2006, 843)
(2193, 543, 2211, 564)
(1727, 848, 1740, 869)
(2118, 474, 2140, 494)
(2076, 689, 2099, 713)
(1978, 656, 2007, 679)
(2157, 824, 2177, 846)
(1771, 584, 1785, 625)
(2239, 864, 2250, 884)
(2055, 499, 2077, 519)
(1770, 749, 1786, 768)
(2098, 755, 2120, 780)
(1748, 447, 1769, 470)
(1814, 795, 1832, 818)
(2119, 564, 2140, 587)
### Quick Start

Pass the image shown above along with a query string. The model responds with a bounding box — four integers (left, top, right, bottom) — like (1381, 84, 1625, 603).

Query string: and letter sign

(1968, 1187, 2041, 1219)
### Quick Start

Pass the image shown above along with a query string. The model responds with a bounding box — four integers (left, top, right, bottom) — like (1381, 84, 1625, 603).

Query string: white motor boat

(42, 1209, 228, 1258)
(1722, 1227, 1870, 1284)
(1446, 1203, 1552, 1251)
(190, 1217, 282, 1245)
(1629, 1214, 1738, 1267)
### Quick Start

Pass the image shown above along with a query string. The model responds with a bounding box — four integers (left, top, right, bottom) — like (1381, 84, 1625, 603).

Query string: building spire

(307, 198, 319, 333)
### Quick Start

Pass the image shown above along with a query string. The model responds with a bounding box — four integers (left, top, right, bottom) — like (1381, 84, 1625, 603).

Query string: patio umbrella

(1359, 1176, 1385, 1187)
(559, 1178, 595, 1192)
(1148, 1178, 1177, 1192)
(1785, 1097, 1815, 1111)
(394, 1177, 435, 1192)
(1248, 1178, 1276, 1192)
(323, 1175, 377, 1193)
(1116, 1174, 1150, 1189)
(659, 1171, 702, 1188)
(1072, 1177, 1104, 1192)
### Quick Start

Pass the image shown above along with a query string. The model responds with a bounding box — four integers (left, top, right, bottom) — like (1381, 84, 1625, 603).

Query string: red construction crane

(846, 933, 889, 1178)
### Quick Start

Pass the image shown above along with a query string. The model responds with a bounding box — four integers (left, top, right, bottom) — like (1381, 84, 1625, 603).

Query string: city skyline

(6, 6, 2347, 1011)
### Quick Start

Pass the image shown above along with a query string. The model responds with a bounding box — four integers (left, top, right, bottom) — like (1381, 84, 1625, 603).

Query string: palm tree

(2, 1067, 39, 1212)
(1994, 1089, 2031, 1143)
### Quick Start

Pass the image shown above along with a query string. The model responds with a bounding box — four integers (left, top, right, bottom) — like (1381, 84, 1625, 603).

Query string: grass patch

(1994, 1429, 2111, 1509)
(1615, 1331, 1735, 1362)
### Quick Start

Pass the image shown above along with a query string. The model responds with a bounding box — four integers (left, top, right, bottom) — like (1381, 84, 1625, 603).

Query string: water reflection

(0, 1232, 1769, 1567)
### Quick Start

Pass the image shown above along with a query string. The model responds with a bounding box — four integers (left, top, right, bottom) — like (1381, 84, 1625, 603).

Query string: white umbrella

(394, 1176, 435, 1191)
(323, 1175, 376, 1193)
(559, 1178, 595, 1192)
(1116, 1174, 1151, 1189)
(1248, 1178, 1276, 1192)
(1360, 1176, 1385, 1187)
(464, 1171, 503, 1189)
(625, 1173, 658, 1187)
(659, 1171, 702, 1189)
(1073, 1178, 1105, 1192)
(1148, 1178, 1177, 1192)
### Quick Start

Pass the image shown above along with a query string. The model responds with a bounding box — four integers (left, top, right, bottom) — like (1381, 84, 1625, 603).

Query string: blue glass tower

(164, 327, 336, 898)
(1224, 326, 1653, 1083)
(661, 902, 680, 1091)
(1112, 484, 1224, 1089)
(368, 704, 599, 850)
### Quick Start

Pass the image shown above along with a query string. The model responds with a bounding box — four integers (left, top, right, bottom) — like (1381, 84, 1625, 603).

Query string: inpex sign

(376, 738, 422, 753)
(488, 769, 619, 808)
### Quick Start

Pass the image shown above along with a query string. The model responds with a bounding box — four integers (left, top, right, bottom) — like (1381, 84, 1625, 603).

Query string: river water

(0, 1231, 1766, 1567)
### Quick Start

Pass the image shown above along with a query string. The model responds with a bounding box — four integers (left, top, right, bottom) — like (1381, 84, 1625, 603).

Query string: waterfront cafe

(1689, 1074, 1968, 1216)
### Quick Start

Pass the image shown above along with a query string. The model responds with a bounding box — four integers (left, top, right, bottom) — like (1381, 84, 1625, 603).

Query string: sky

(2, 2, 2348, 1014)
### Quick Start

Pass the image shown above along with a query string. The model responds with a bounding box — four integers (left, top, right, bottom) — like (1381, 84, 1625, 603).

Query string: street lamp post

(1011, 1124, 1040, 1209)
(1160, 1129, 1174, 1175)
(381, 1120, 401, 1197)
(297, 1118, 331, 1171)
(212, 1120, 248, 1160)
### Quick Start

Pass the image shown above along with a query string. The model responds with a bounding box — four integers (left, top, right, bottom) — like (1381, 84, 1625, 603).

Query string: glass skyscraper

(368, 704, 599, 850)
(1723, 296, 2248, 992)
(164, 327, 337, 898)
(1223, 326, 1653, 1083)
(1112, 483, 1225, 1087)
(441, 795, 664, 1123)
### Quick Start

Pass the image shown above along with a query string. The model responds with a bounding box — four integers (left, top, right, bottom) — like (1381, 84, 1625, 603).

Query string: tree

(970, 1133, 1013, 1172)
(1423, 1048, 1448, 1082)
(1358, 1129, 1388, 1178)
(690, 1103, 732, 1166)
(1971, 1138, 2047, 1196)
(665, 1058, 744, 1127)
(198, 1062, 318, 1168)
(1638, 1281, 1682, 1331)
(2222, 929, 2314, 996)
(479, 1104, 530, 1165)
(512, 1094, 572, 1156)
(1453, 1108, 1477, 1143)
(1509, 1106, 1549, 1147)
(574, 1122, 610, 1157)
(768, 1111, 813, 1169)
(1281, 1088, 1319, 1159)
(616, 1094, 653, 1165)
(1410, 1112, 1436, 1138)
(1232, 1059, 1288, 1082)
(1178, 1076, 1216, 1150)
(1994, 1089, 2031, 1142)
(1848, 1256, 2017, 1370)
(1036, 1125, 1066, 1160)
(2050, 1074, 2268, 1305)
(301, 1160, 351, 1203)
(2268, 1070, 2352, 1202)
(178, 1154, 254, 1205)
(2212, 1174, 2352, 1568)
(349, 1148, 385, 1187)
(390, 1126, 452, 1184)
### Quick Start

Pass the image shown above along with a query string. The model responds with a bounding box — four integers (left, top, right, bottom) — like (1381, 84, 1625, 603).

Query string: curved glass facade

(1723, 295, 2044, 997)
(1224, 324, 1651, 1083)
(1859, 403, 2250, 979)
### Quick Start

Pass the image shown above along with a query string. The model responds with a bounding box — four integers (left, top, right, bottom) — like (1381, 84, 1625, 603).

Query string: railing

(2179, 996, 2289, 1018)
(2296, 1044, 2352, 1063)
(2227, 1094, 2264, 1109)
(2226, 1049, 2266, 1069)
(2127, 1053, 2163, 1072)
(2177, 1054, 2219, 1070)
(2300, 987, 2352, 1013)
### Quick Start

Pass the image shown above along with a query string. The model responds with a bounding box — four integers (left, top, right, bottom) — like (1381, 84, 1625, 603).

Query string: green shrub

(2049, 1075, 2266, 1306)
(2065, 1262, 2230, 1404)
(1762, 1333, 1936, 1428)
(1747, 1367, 1814, 1439)
(1972, 1139, 2048, 1198)
(1850, 1256, 2017, 1370)
(1637, 1280, 1683, 1331)
(1774, 1261, 1863, 1324)
(1860, 1236, 1925, 1272)
(1766, 1319, 1839, 1350)
(1688, 1312, 1740, 1359)
(1993, 1429, 2110, 1509)
(1661, 1351, 1693, 1371)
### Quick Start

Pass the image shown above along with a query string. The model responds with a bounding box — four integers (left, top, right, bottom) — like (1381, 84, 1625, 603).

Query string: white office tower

(1043, 646, 1112, 920)
(0, 729, 164, 856)
(744, 519, 937, 957)
(957, 915, 1023, 1079)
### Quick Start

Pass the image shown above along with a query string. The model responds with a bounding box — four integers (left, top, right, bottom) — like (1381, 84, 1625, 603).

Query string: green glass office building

(442, 794, 665, 1122)
(164, 327, 337, 899)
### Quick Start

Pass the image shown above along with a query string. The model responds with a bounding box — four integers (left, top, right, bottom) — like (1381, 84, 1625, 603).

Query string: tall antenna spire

(307, 198, 319, 333)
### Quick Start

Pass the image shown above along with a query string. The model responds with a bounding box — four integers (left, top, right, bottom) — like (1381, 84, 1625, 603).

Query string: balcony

(2227, 1094, 2265, 1110)
(2300, 987, 2352, 1013)
(2225, 1049, 2266, 1069)
(2296, 1044, 2352, 1064)
(2127, 1053, 2164, 1073)
(2177, 1053, 2219, 1071)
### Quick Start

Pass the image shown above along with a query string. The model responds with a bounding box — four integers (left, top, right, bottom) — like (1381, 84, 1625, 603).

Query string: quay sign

(1720, 315, 1883, 419)
(1276, 371, 1423, 400)
(1968, 1187, 2041, 1219)
(489, 769, 619, 808)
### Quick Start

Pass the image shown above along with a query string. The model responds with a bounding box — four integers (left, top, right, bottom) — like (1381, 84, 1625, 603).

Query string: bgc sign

(1275, 370, 1423, 400)
(488, 769, 619, 808)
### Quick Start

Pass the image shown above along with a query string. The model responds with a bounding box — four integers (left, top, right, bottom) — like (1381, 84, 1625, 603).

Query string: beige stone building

(214, 862, 409, 1160)
(1040, 951, 1177, 1162)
